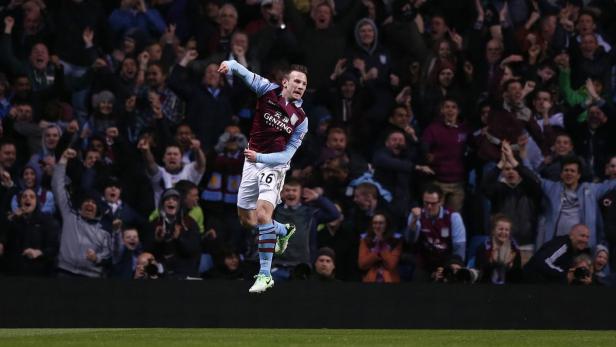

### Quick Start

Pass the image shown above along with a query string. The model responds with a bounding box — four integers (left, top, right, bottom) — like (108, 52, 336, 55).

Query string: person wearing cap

(84, 90, 118, 137)
(145, 188, 201, 279)
(311, 247, 338, 281)
(99, 176, 145, 234)
(592, 244, 610, 285)
(52, 148, 111, 278)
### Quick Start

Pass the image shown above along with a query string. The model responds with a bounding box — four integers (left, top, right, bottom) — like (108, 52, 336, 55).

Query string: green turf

(1, 329, 615, 347)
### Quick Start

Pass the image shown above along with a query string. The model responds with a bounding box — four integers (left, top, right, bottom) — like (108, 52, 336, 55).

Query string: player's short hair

(288, 64, 308, 78)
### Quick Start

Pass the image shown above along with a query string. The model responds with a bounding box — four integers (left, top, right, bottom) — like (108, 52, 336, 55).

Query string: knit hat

(91, 90, 115, 107)
(594, 244, 609, 258)
(317, 247, 336, 262)
(102, 176, 121, 190)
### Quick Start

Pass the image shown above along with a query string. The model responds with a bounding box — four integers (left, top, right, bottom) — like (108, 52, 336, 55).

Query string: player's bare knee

(255, 208, 272, 225)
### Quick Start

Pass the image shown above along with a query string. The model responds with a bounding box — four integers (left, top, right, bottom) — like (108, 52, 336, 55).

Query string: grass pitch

(1, 329, 615, 347)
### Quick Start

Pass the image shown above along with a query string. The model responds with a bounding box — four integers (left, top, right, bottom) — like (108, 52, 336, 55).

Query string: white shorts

(237, 160, 288, 210)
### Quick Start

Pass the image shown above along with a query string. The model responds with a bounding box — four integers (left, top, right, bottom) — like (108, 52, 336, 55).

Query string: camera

(573, 267, 590, 281)
(442, 266, 478, 284)
(145, 260, 159, 278)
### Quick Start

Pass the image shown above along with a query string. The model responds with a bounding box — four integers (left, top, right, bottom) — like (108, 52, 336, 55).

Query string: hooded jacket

(147, 188, 201, 278)
(52, 163, 111, 277)
(347, 18, 392, 88)
(10, 164, 56, 215)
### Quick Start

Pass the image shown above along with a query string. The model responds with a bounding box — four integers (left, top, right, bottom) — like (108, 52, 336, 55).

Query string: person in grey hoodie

(52, 148, 111, 278)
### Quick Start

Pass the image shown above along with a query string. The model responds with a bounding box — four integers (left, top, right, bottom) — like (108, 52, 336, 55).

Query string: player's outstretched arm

(218, 60, 277, 97)
(250, 118, 308, 166)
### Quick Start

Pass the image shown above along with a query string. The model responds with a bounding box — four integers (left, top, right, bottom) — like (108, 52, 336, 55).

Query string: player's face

(282, 71, 307, 101)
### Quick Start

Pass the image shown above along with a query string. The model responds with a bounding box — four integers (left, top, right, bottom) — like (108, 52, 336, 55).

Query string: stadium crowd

(0, 0, 615, 286)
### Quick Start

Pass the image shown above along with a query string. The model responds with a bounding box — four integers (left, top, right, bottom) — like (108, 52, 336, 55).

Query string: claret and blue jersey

(226, 60, 308, 166)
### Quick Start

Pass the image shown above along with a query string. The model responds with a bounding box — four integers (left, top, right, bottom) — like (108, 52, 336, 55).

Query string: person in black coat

(167, 50, 233, 152)
(0, 188, 59, 276)
(524, 224, 591, 284)
(145, 188, 201, 279)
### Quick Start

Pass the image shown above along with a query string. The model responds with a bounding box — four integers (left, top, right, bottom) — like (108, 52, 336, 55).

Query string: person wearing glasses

(405, 184, 467, 281)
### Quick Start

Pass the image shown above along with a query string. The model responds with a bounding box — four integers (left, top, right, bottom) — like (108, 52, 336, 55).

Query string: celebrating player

(218, 59, 308, 293)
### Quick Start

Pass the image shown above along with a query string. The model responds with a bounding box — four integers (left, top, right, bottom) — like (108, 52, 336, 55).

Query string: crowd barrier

(0, 279, 613, 329)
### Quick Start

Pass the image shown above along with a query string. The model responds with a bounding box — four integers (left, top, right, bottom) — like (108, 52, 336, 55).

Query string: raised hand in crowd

(59, 148, 77, 165)
(180, 49, 198, 67)
(3, 16, 14, 34)
(83, 27, 94, 48)
(330, 58, 347, 81)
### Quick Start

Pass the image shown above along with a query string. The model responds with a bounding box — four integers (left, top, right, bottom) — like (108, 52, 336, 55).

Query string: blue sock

(273, 220, 288, 237)
(257, 224, 277, 276)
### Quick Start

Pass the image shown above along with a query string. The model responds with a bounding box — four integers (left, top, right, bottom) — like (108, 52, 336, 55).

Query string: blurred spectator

(99, 175, 145, 234)
(52, 148, 111, 278)
(600, 156, 616, 269)
(524, 223, 591, 284)
(110, 226, 142, 279)
(358, 212, 402, 283)
(474, 214, 522, 284)
(421, 97, 469, 212)
(146, 188, 201, 279)
(108, 0, 166, 47)
(272, 178, 340, 281)
(0, 187, 59, 276)
(311, 246, 337, 281)
(481, 143, 542, 248)
(406, 184, 466, 281)
(6, 163, 56, 215)
(534, 154, 616, 248)
(167, 49, 233, 151)
(133, 251, 163, 279)
(138, 137, 205, 206)
(592, 244, 610, 286)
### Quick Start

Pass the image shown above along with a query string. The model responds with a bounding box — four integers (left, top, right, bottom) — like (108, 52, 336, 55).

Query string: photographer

(134, 252, 163, 280)
(567, 254, 593, 286)
(432, 256, 479, 284)
(524, 224, 591, 284)
(146, 188, 201, 279)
